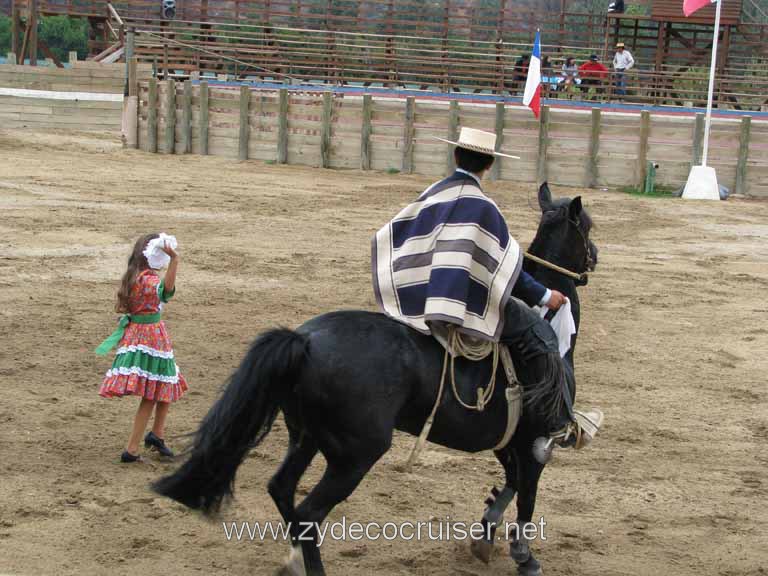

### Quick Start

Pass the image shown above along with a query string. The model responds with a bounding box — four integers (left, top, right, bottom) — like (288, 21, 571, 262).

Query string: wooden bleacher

(3, 0, 768, 111)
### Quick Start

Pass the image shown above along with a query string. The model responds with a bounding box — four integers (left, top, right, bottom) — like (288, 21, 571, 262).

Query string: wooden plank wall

(0, 61, 151, 93)
(0, 95, 122, 130)
(134, 81, 768, 198)
(747, 122, 768, 197)
(0, 61, 153, 132)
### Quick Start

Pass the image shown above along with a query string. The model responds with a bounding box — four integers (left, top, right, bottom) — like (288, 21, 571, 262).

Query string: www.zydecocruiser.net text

(222, 516, 547, 547)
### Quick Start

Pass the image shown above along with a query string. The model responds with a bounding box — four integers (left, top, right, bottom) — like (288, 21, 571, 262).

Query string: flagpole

(701, 0, 722, 167)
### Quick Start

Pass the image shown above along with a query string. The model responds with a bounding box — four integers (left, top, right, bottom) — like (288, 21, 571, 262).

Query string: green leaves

(0, 15, 11, 56)
(38, 15, 88, 63)
(0, 14, 89, 63)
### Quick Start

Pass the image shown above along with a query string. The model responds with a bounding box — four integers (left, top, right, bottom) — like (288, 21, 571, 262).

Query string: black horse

(154, 183, 597, 576)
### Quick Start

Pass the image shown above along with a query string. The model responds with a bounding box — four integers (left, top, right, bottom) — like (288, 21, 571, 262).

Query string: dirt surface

(1, 128, 767, 576)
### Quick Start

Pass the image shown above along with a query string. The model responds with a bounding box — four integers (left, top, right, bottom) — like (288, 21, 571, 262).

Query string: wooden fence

(0, 57, 151, 131)
(132, 80, 768, 197)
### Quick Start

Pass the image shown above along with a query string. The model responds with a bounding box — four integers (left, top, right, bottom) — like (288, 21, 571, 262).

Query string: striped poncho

(372, 171, 522, 342)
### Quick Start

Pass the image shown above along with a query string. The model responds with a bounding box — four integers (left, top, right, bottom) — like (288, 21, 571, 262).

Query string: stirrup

(532, 409, 604, 464)
(557, 409, 604, 449)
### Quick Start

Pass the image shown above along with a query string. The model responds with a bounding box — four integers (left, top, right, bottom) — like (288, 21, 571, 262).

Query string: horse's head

(528, 183, 597, 286)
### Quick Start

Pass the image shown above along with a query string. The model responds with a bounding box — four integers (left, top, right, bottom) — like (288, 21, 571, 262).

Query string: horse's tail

(152, 328, 308, 515)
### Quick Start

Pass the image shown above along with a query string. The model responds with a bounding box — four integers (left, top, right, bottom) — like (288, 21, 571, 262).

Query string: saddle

(405, 323, 603, 470)
(404, 330, 522, 471)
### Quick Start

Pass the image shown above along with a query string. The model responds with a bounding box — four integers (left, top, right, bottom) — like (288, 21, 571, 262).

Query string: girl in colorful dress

(96, 233, 188, 463)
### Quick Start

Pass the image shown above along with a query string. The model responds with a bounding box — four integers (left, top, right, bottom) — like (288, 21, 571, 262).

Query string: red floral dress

(99, 269, 188, 403)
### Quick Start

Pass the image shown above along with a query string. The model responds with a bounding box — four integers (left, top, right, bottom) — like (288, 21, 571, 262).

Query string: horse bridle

(568, 217, 593, 280)
(525, 212, 593, 282)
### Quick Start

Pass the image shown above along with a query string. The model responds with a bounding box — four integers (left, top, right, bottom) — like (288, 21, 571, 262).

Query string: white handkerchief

(537, 298, 577, 358)
(143, 233, 178, 270)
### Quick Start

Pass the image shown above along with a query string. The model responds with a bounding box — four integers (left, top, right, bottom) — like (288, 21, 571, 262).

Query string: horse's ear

(569, 196, 583, 220)
(538, 182, 553, 212)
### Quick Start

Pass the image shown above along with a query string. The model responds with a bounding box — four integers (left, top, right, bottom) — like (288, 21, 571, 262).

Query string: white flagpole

(701, 0, 722, 167)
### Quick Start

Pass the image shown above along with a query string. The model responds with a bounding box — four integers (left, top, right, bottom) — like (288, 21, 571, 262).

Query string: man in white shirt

(612, 42, 634, 96)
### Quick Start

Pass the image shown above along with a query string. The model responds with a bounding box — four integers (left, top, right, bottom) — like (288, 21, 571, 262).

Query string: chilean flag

(684, 0, 717, 17)
(523, 30, 542, 118)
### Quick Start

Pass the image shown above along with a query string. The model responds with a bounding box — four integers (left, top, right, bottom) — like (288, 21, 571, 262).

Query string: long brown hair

(116, 233, 159, 313)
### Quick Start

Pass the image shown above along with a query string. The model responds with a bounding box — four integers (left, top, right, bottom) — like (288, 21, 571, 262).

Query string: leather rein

(524, 217, 592, 282)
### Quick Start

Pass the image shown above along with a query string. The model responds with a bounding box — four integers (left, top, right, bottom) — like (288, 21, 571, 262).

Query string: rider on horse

(373, 127, 601, 450)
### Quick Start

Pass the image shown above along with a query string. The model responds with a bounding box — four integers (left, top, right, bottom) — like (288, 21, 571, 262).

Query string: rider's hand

(546, 290, 567, 310)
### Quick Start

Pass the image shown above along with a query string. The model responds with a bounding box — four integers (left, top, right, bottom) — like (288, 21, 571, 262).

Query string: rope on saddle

(448, 329, 498, 412)
(403, 328, 522, 472)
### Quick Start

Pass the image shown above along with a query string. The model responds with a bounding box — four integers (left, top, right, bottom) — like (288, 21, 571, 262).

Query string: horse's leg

(269, 428, 319, 525)
(269, 427, 319, 576)
(293, 438, 391, 576)
(509, 442, 546, 576)
(470, 447, 518, 564)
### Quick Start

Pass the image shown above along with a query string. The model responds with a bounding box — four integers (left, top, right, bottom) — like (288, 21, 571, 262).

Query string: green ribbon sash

(95, 313, 162, 356)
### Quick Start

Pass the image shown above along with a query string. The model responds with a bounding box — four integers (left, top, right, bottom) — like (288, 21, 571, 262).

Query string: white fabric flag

(537, 299, 577, 358)
(143, 233, 178, 270)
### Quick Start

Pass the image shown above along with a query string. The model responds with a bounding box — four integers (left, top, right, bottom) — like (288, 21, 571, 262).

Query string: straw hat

(434, 127, 520, 159)
(616, 42, 625, 48)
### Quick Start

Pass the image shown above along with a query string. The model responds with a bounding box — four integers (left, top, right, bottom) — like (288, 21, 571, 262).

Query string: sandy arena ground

(0, 129, 767, 576)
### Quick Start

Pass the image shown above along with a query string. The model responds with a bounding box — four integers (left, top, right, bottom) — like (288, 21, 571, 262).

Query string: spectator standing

(613, 42, 634, 96)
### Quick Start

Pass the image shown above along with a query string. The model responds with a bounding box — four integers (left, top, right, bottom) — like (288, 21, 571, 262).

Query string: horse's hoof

(517, 556, 542, 576)
(509, 539, 530, 564)
(470, 538, 494, 564)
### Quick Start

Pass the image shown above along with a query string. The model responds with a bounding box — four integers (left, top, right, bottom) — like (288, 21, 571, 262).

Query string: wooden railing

(7, 0, 768, 68)
(125, 17, 768, 111)
(543, 69, 768, 110)
(21, 1, 610, 41)
(6, 0, 768, 109)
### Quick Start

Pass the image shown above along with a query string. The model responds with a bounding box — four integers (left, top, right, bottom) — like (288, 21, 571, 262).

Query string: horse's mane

(521, 350, 571, 428)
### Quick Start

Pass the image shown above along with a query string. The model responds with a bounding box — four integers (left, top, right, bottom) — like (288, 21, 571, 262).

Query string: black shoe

(144, 431, 174, 457)
(121, 450, 142, 463)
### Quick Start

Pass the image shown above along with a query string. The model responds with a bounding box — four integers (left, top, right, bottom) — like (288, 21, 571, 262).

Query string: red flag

(683, 0, 716, 17)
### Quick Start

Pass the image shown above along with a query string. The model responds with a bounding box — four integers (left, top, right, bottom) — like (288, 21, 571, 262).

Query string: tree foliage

(0, 15, 10, 56)
(39, 16, 89, 62)
(0, 14, 88, 63)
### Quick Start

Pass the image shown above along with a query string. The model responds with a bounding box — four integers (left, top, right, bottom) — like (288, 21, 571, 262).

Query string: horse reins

(523, 217, 592, 282)
(524, 252, 583, 281)
(570, 216, 594, 274)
